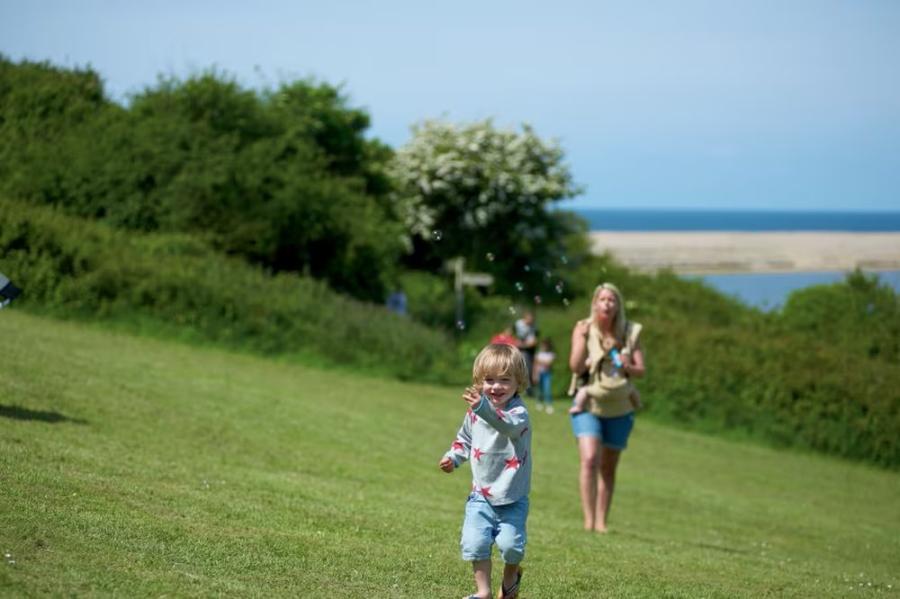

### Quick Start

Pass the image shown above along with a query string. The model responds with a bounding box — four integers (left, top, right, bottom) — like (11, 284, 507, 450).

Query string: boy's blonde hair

(472, 344, 529, 393)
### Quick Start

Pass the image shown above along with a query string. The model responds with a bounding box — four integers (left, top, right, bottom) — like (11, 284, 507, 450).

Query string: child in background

(514, 312, 538, 397)
(532, 338, 556, 414)
(439, 343, 531, 599)
(490, 326, 519, 346)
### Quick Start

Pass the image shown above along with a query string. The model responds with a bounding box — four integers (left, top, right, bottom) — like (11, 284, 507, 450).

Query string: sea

(574, 209, 900, 310)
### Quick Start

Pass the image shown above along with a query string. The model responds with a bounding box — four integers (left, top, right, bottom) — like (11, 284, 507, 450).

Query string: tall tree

(388, 119, 588, 299)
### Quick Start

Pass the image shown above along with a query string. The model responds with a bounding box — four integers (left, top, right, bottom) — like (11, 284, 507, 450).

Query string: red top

(490, 333, 519, 346)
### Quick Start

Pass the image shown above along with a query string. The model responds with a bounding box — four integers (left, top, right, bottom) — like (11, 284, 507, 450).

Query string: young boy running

(439, 343, 532, 599)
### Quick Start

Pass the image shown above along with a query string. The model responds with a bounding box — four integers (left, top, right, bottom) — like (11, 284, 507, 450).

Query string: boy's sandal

(496, 566, 523, 599)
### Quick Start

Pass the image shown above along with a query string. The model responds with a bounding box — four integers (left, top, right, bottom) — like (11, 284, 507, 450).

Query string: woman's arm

(623, 344, 645, 378)
(568, 320, 590, 374)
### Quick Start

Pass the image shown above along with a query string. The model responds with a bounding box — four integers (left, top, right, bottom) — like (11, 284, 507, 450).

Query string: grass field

(1, 310, 898, 597)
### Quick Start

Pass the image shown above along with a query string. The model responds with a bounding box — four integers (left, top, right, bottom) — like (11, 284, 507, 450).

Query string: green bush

(640, 290, 899, 467)
(396, 270, 457, 329)
(397, 269, 510, 334)
(0, 57, 402, 302)
(780, 269, 899, 362)
(0, 200, 465, 383)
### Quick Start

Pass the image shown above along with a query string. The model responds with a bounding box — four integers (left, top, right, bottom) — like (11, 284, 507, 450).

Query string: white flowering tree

(389, 119, 587, 298)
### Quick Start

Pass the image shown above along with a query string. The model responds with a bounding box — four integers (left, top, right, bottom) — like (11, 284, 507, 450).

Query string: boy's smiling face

(480, 372, 517, 408)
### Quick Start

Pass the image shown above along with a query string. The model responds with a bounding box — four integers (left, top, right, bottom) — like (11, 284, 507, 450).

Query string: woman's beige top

(583, 319, 642, 418)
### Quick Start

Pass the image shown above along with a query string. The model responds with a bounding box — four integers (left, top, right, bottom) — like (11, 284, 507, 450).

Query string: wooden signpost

(448, 257, 494, 329)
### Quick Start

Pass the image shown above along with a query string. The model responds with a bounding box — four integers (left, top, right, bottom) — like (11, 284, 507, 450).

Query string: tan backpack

(568, 320, 642, 397)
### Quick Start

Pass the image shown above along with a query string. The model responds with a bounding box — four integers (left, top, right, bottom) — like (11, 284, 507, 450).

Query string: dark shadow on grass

(688, 541, 750, 556)
(614, 529, 750, 556)
(0, 404, 88, 425)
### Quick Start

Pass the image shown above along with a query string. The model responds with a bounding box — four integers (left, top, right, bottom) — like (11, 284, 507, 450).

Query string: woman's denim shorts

(570, 411, 635, 450)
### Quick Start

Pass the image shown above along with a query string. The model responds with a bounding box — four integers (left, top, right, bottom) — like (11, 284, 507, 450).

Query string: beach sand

(589, 231, 900, 274)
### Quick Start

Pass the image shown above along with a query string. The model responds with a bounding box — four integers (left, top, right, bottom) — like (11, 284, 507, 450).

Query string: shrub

(780, 269, 899, 363)
(0, 57, 403, 302)
(0, 200, 465, 383)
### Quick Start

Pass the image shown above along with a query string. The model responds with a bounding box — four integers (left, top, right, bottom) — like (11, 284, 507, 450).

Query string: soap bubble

(555, 282, 565, 294)
(533, 295, 542, 304)
(562, 298, 571, 307)
(485, 252, 495, 262)
(514, 282, 524, 292)
(455, 320, 466, 330)
(432, 230, 443, 241)
(508, 306, 517, 315)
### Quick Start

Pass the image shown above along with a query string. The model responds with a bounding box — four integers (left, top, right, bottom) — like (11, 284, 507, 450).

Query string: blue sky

(2, 0, 898, 211)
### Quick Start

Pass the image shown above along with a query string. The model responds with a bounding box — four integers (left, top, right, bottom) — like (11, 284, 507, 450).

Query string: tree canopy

(389, 119, 589, 299)
(0, 58, 402, 300)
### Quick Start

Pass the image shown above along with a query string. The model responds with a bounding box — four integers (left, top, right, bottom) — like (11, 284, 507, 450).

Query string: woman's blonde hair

(472, 344, 529, 393)
(590, 282, 627, 342)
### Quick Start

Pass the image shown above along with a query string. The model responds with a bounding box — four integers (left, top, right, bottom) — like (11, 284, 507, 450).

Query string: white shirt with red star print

(443, 394, 531, 506)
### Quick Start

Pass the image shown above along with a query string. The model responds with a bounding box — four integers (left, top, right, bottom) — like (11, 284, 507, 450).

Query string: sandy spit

(589, 231, 900, 274)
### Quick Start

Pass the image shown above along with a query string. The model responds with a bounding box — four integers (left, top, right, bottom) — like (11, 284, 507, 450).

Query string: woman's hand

(439, 457, 455, 473)
(624, 347, 646, 378)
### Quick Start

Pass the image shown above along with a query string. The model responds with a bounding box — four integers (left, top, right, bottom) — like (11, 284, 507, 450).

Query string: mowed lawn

(1, 310, 897, 598)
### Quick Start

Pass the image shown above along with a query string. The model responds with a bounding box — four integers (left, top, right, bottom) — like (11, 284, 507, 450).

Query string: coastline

(589, 231, 900, 274)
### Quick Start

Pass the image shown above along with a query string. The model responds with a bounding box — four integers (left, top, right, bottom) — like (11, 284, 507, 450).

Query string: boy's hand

(439, 457, 455, 473)
(462, 385, 481, 407)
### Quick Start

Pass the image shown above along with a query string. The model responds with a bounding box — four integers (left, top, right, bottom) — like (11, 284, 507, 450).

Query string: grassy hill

(1, 310, 897, 597)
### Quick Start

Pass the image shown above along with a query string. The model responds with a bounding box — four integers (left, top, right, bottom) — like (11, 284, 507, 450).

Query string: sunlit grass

(1, 310, 897, 597)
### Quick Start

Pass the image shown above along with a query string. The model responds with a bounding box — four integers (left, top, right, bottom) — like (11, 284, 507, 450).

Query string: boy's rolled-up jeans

(460, 494, 528, 563)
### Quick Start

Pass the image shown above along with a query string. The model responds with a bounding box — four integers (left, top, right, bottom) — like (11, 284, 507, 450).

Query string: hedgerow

(0, 200, 463, 382)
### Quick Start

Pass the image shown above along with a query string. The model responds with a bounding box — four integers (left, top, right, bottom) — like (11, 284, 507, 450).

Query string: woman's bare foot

(593, 524, 608, 534)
